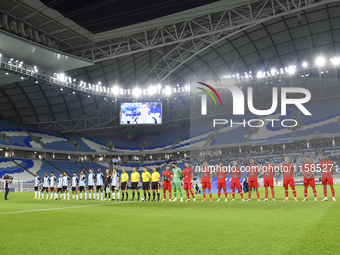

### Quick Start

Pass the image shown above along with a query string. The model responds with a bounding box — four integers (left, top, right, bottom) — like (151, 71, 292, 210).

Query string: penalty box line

(0, 201, 134, 215)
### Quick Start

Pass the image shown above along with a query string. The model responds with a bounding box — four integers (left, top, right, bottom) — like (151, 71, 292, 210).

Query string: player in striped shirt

(104, 169, 111, 201)
(182, 163, 195, 202)
(301, 156, 317, 201)
(246, 158, 261, 202)
(42, 173, 50, 200)
(88, 169, 96, 200)
(79, 171, 86, 200)
(71, 172, 79, 200)
(262, 159, 276, 202)
(96, 168, 104, 200)
(320, 153, 336, 201)
(111, 168, 120, 201)
(62, 172, 71, 200)
(230, 161, 244, 201)
(142, 167, 151, 201)
(281, 156, 297, 202)
(216, 162, 228, 202)
(55, 173, 63, 200)
(50, 172, 57, 199)
(33, 172, 42, 200)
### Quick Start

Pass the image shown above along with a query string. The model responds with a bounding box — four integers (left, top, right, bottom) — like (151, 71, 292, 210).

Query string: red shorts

(230, 180, 241, 190)
(263, 178, 274, 188)
(184, 182, 192, 190)
(303, 177, 315, 188)
(248, 179, 258, 189)
(201, 181, 211, 190)
(217, 181, 226, 190)
(163, 182, 172, 191)
(283, 178, 295, 188)
(322, 178, 334, 186)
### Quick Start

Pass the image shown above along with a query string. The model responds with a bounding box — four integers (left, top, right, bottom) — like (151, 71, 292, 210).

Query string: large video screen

(120, 102, 162, 125)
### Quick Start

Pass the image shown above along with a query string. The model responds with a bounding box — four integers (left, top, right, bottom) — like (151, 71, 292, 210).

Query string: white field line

(0, 201, 133, 215)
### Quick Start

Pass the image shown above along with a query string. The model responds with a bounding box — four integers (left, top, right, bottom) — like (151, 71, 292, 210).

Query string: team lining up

(32, 155, 337, 202)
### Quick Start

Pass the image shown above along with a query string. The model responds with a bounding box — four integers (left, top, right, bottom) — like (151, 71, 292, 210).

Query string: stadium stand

(296, 102, 340, 137)
(147, 124, 190, 150)
(0, 158, 34, 182)
(46, 161, 84, 175)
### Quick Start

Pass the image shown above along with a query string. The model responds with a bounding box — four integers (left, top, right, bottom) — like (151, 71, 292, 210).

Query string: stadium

(1, 0, 340, 254)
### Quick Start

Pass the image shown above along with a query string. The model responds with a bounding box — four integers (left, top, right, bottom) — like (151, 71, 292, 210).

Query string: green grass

(0, 185, 340, 255)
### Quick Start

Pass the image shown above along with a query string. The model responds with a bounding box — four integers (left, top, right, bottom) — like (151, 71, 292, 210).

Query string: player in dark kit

(104, 169, 111, 201)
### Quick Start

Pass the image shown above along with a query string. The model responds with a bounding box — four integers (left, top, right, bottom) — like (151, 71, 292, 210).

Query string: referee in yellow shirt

(130, 167, 140, 201)
(120, 168, 129, 201)
(151, 167, 161, 201)
(142, 167, 151, 201)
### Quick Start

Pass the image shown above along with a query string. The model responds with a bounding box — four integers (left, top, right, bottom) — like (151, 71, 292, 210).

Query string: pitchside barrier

(0, 180, 24, 192)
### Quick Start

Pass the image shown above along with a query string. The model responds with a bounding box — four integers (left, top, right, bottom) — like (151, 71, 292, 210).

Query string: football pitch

(1, 185, 339, 255)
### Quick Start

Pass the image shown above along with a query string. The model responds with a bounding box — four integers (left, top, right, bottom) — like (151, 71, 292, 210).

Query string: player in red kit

(182, 162, 196, 202)
(201, 161, 212, 202)
(161, 165, 172, 202)
(262, 159, 276, 202)
(216, 162, 228, 202)
(319, 153, 336, 202)
(246, 158, 261, 202)
(301, 155, 317, 201)
(230, 161, 244, 202)
(282, 156, 298, 202)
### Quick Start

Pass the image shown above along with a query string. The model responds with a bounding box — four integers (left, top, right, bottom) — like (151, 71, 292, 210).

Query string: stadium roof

(40, 0, 220, 33)
(0, 0, 340, 136)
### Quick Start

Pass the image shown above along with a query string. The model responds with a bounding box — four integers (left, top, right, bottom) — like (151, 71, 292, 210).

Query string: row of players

(33, 154, 337, 202)
(33, 162, 192, 202)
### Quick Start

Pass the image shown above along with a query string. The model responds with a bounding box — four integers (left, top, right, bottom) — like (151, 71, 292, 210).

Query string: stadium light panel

(165, 86, 172, 95)
(315, 56, 325, 67)
(112, 86, 119, 95)
(58, 73, 65, 82)
(302, 61, 308, 68)
(332, 57, 340, 66)
(148, 86, 157, 95)
(287, 65, 295, 74)
(132, 87, 141, 97)
(256, 71, 263, 78)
